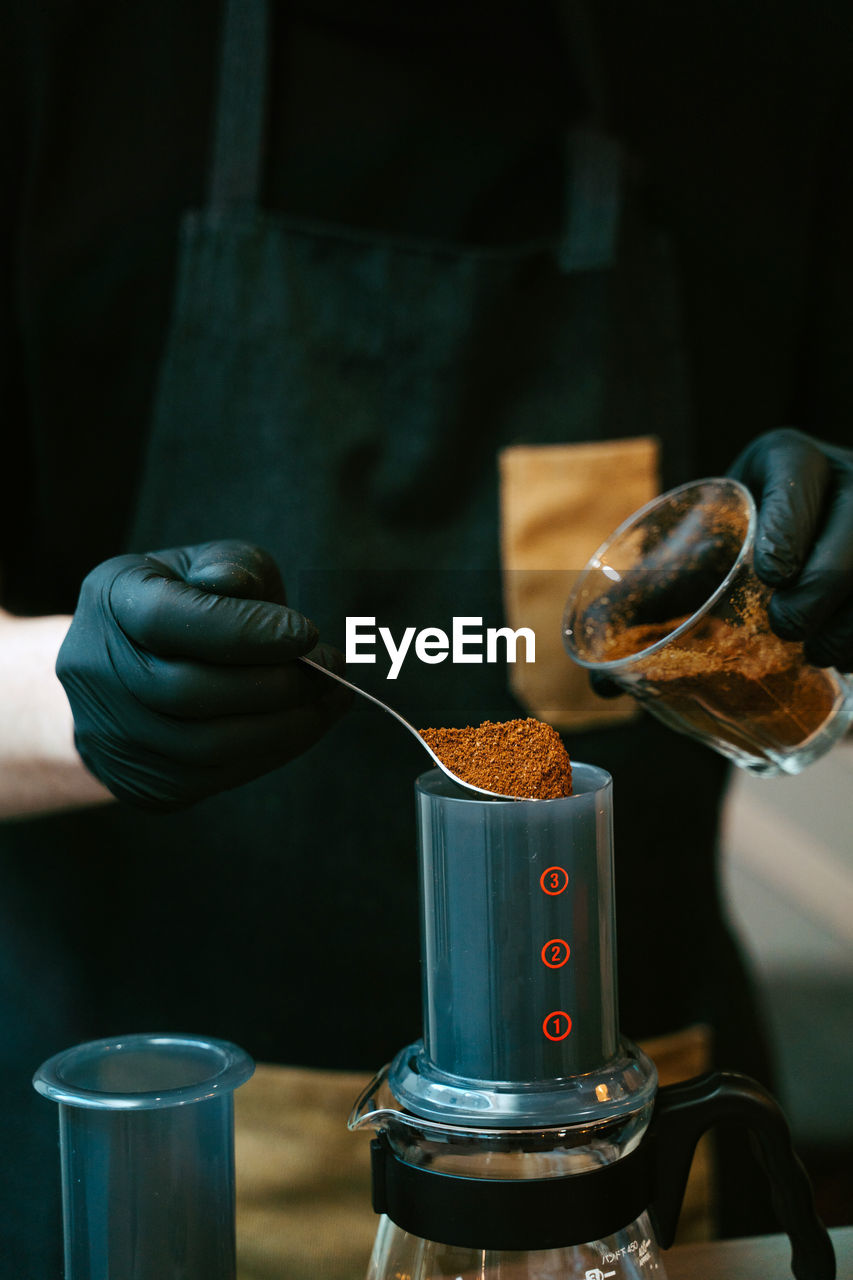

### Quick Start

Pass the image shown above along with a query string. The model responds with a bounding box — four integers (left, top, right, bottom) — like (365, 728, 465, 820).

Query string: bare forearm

(0, 609, 114, 820)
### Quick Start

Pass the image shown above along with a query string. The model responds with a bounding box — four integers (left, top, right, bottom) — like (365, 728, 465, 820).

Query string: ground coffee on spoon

(420, 718, 572, 799)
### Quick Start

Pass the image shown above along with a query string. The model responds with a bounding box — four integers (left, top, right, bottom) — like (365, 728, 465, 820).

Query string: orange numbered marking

(539, 866, 569, 895)
(543, 1011, 572, 1041)
(541, 939, 571, 969)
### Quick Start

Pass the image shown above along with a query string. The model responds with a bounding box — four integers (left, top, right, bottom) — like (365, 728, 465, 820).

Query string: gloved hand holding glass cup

(563, 432, 853, 776)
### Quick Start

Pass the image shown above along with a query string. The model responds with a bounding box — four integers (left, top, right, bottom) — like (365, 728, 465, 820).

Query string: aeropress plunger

(349, 765, 836, 1280)
(33, 1032, 254, 1279)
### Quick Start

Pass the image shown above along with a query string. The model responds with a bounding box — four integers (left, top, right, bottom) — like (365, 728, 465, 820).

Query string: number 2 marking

(541, 939, 570, 968)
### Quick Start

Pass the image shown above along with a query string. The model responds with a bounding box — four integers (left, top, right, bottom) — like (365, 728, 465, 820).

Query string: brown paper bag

(498, 437, 659, 731)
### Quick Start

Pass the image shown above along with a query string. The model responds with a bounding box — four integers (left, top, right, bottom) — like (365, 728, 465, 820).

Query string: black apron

(120, 0, 716, 1062)
(3, 2, 774, 1270)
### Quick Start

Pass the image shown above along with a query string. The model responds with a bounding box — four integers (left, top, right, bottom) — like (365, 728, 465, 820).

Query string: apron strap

(559, 127, 623, 273)
(206, 0, 620, 265)
(207, 0, 271, 211)
(551, 0, 622, 273)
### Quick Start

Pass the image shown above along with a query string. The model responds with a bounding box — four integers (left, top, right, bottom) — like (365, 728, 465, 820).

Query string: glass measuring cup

(562, 477, 853, 777)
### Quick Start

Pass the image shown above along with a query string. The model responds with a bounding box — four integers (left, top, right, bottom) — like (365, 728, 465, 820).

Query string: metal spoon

(300, 656, 516, 800)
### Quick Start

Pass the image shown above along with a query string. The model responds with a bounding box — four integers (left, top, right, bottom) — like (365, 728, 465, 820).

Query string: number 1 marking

(543, 1011, 572, 1041)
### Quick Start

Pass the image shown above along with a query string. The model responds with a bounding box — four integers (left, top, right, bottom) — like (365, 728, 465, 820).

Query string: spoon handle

(299, 656, 427, 748)
(300, 656, 512, 800)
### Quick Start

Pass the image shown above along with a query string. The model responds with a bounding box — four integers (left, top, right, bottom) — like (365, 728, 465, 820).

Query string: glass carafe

(352, 1066, 667, 1280)
(352, 1068, 835, 1280)
(367, 1209, 664, 1280)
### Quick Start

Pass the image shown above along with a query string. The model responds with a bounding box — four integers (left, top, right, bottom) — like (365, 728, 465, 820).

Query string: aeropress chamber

(33, 1032, 254, 1279)
(350, 765, 836, 1280)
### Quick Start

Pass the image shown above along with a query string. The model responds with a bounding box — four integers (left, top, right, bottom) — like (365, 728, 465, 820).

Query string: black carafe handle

(648, 1070, 835, 1280)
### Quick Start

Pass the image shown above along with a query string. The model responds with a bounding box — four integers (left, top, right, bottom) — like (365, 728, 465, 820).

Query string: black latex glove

(590, 428, 853, 700)
(729, 428, 853, 671)
(56, 540, 352, 812)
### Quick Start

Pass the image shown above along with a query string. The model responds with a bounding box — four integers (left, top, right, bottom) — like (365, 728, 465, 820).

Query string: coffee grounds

(599, 602, 836, 750)
(420, 719, 572, 799)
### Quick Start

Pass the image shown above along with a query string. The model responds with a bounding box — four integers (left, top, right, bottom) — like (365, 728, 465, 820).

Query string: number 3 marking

(540, 866, 568, 895)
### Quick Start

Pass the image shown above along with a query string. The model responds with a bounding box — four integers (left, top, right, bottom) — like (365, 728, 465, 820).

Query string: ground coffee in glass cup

(562, 477, 853, 777)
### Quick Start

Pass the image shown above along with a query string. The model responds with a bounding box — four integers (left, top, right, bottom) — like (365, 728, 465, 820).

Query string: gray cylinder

(33, 1034, 254, 1280)
(416, 763, 618, 1085)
